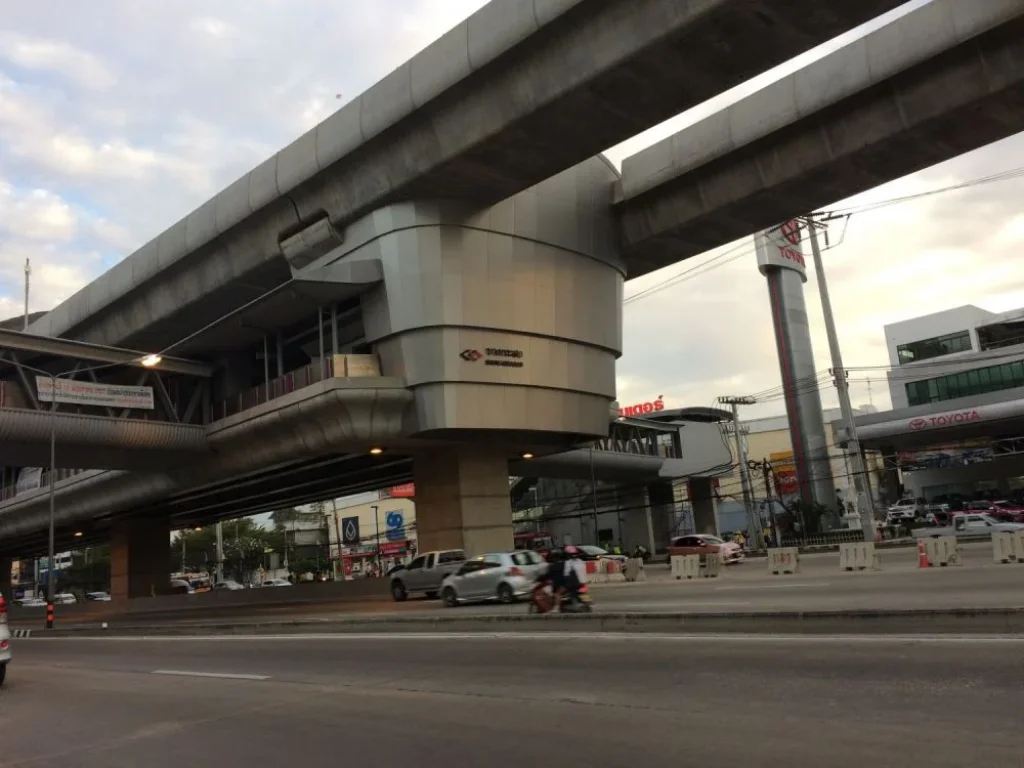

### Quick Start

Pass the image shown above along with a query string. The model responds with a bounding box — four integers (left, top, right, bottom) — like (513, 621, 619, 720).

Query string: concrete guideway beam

(617, 0, 1024, 272)
(34, 0, 907, 348)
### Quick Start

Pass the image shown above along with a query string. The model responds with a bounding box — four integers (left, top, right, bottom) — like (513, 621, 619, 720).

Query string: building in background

(322, 491, 417, 577)
(851, 304, 1024, 504)
(884, 304, 1024, 409)
(715, 407, 881, 533)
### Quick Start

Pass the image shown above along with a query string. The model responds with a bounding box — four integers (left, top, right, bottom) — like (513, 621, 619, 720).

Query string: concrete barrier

(993, 532, 1017, 564)
(624, 557, 647, 582)
(767, 547, 800, 575)
(924, 536, 961, 567)
(670, 555, 700, 580)
(839, 542, 880, 571)
(22, 607, 1024, 638)
(9, 578, 391, 622)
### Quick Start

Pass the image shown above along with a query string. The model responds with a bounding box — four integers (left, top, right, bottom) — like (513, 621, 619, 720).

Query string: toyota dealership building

(849, 304, 1024, 503)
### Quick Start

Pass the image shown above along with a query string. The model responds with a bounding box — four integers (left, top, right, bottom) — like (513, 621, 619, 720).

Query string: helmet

(563, 545, 580, 557)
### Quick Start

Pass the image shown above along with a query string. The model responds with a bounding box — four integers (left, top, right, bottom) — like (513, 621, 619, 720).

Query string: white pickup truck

(390, 549, 465, 601)
(913, 513, 1024, 539)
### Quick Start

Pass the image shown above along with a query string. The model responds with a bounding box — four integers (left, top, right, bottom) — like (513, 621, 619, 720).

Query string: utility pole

(804, 213, 876, 542)
(718, 396, 762, 549)
(754, 458, 780, 546)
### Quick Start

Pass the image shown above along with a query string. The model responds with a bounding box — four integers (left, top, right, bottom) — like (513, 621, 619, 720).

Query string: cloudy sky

(1, 0, 1021, 422)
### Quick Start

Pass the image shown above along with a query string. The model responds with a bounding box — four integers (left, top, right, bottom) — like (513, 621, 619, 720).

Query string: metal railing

(212, 359, 335, 421)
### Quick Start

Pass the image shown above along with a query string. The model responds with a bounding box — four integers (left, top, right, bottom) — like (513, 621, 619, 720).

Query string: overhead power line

(622, 163, 1024, 307)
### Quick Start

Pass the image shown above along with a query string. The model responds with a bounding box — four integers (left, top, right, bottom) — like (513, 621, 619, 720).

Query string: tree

(170, 517, 274, 578)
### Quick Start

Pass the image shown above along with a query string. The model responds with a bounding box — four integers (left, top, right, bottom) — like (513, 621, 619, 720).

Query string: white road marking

(714, 582, 831, 591)
(624, 601, 752, 608)
(26, 633, 1024, 645)
(150, 669, 270, 680)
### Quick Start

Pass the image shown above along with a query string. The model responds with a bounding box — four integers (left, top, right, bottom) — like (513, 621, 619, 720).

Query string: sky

(2, 0, 1023, 422)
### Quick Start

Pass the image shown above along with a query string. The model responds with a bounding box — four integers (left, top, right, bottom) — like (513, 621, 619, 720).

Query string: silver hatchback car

(441, 550, 547, 606)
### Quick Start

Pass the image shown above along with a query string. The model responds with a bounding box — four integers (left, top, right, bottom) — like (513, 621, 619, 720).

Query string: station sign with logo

(459, 347, 524, 368)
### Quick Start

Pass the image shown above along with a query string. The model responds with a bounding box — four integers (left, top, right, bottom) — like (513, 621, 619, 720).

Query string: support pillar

(0, 556, 11, 599)
(647, 481, 676, 551)
(413, 452, 513, 555)
(620, 486, 654, 554)
(688, 477, 718, 535)
(110, 518, 171, 602)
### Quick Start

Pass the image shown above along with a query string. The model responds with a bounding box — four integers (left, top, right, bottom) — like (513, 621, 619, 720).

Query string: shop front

(333, 540, 415, 579)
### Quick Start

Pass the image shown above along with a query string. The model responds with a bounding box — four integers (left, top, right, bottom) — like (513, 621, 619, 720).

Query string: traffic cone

(917, 540, 930, 569)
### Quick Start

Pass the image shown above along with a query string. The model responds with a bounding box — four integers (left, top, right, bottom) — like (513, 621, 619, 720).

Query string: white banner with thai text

(36, 377, 154, 410)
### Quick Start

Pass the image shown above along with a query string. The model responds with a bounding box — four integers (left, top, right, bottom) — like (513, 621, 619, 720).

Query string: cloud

(0, 0, 1017, 433)
(0, 31, 115, 90)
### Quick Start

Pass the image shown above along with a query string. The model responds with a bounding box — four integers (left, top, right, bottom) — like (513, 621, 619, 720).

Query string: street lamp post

(46, 377, 56, 623)
(19, 355, 162, 628)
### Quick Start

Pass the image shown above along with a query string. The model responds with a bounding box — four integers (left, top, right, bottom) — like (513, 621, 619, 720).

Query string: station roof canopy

(0, 327, 215, 378)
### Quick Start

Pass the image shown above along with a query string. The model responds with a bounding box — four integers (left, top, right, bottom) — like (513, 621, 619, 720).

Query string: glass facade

(897, 330, 972, 365)
(905, 359, 1024, 406)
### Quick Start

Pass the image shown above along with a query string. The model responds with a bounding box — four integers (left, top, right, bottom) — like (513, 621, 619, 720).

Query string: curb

(21, 607, 1024, 638)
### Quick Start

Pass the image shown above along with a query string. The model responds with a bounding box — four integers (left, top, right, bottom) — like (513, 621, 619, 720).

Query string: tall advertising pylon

(755, 220, 834, 507)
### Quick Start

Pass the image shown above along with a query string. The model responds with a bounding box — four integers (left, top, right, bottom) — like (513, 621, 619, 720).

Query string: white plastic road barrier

(838, 542, 881, 571)
(924, 536, 961, 567)
(670, 555, 700, 580)
(624, 557, 647, 582)
(767, 547, 800, 575)
(701, 552, 722, 578)
(993, 532, 1017, 564)
(602, 559, 626, 583)
(1013, 531, 1024, 563)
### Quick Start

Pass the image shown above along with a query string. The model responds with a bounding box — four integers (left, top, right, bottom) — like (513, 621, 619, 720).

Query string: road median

(19, 606, 1024, 638)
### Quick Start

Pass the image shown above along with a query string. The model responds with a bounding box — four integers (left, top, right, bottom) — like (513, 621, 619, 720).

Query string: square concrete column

(413, 452, 513, 555)
(620, 486, 654, 554)
(110, 518, 171, 602)
(0, 556, 11, 599)
(688, 477, 719, 535)
(647, 481, 676, 551)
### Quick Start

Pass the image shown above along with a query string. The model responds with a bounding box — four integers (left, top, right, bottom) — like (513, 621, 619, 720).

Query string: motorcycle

(528, 581, 593, 614)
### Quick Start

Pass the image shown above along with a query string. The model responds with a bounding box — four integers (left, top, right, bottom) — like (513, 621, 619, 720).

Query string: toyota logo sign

(909, 418, 928, 431)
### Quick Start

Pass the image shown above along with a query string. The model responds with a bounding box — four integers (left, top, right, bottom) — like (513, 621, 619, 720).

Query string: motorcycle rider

(561, 545, 586, 605)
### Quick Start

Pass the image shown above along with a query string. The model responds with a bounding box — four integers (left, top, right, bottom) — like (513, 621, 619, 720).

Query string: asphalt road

(3, 633, 1023, 766)
(15, 543, 1022, 630)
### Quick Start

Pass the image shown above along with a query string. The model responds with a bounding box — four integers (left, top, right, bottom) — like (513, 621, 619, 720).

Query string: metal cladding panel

(0, 409, 209, 453)
(347, 158, 622, 437)
(764, 266, 834, 507)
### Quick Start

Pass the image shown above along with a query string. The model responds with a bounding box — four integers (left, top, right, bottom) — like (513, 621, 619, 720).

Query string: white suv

(0, 591, 11, 687)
